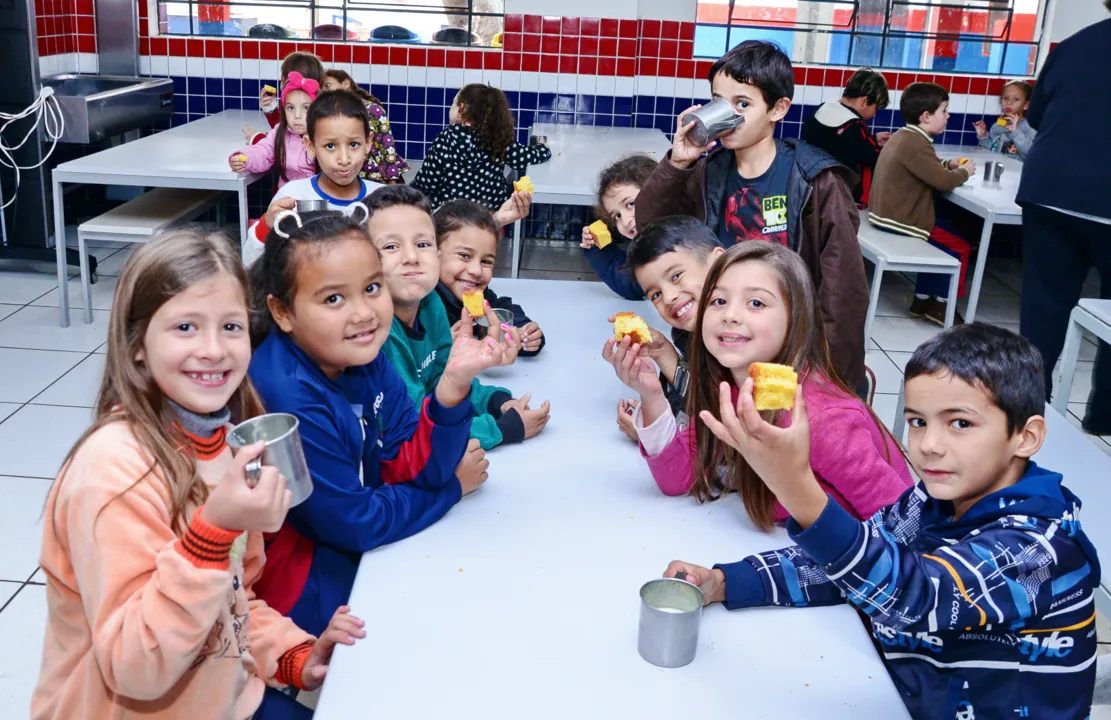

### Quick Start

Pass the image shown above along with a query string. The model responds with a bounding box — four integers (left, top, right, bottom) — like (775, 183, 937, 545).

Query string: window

(156, 0, 505, 47)
(694, 0, 1045, 76)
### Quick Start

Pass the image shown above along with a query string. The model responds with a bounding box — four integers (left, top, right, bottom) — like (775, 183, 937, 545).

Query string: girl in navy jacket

(580, 154, 657, 300)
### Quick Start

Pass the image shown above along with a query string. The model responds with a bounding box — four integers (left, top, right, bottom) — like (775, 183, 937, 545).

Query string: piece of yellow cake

(996, 117, 1009, 126)
(233, 154, 248, 162)
(463, 289, 485, 318)
(749, 362, 799, 411)
(588, 220, 613, 249)
(514, 176, 535, 193)
(613, 312, 653, 346)
(957, 157, 971, 166)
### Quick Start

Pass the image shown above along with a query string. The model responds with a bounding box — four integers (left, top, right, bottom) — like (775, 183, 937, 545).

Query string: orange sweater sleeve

(54, 425, 239, 702)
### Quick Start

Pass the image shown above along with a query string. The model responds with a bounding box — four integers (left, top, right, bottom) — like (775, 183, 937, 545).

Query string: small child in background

(368, 186, 552, 450)
(33, 231, 363, 720)
(412, 83, 552, 210)
(322, 69, 410, 184)
(605, 242, 911, 527)
(434, 199, 546, 357)
(663, 323, 1098, 720)
(974, 80, 1035, 159)
(260, 51, 324, 128)
(229, 71, 318, 187)
(245, 90, 382, 266)
(580, 154, 657, 300)
(870, 82, 975, 326)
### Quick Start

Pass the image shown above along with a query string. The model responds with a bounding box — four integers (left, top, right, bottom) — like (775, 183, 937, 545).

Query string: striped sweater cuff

(174, 506, 240, 570)
(275, 640, 315, 690)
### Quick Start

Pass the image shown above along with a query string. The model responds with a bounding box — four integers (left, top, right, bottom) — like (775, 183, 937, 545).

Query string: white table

(52, 109, 268, 327)
(1054, 299, 1111, 415)
(511, 124, 673, 278)
(933, 146, 1024, 324)
(314, 279, 909, 720)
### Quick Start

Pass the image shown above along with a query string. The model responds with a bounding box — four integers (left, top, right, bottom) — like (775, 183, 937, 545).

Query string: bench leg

(964, 212, 995, 324)
(944, 269, 958, 328)
(78, 232, 94, 324)
(864, 260, 884, 348)
(237, 180, 250, 256)
(511, 218, 522, 279)
(54, 177, 70, 328)
(893, 382, 907, 444)
(1053, 307, 1086, 415)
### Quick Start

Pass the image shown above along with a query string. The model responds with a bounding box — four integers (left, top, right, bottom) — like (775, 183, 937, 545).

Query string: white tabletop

(51, 109, 267, 186)
(934, 145, 1023, 219)
(524, 124, 672, 204)
(314, 279, 908, 720)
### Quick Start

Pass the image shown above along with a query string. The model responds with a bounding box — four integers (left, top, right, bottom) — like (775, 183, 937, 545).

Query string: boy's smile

(439, 225, 497, 301)
(368, 205, 440, 315)
(634, 247, 724, 332)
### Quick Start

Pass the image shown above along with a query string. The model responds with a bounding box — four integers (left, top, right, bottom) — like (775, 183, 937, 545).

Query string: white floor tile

(0, 304, 20, 323)
(0, 403, 21, 424)
(0, 405, 93, 479)
(960, 293, 1020, 324)
(977, 274, 1020, 296)
(884, 351, 914, 374)
(1065, 404, 1111, 458)
(866, 350, 903, 395)
(0, 348, 85, 403)
(874, 281, 917, 318)
(0, 476, 51, 582)
(0, 306, 110, 353)
(33, 354, 105, 408)
(869, 316, 943, 352)
(30, 569, 42, 583)
(0, 271, 60, 305)
(1062, 361, 1094, 405)
(1092, 706, 1111, 720)
(1081, 337, 1099, 362)
(0, 581, 20, 606)
(92, 246, 136, 277)
(32, 275, 119, 312)
(0, 584, 47, 719)
(871, 393, 901, 435)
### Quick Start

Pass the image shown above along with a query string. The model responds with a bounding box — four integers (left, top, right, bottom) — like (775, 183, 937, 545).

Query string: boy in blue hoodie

(666, 323, 1100, 720)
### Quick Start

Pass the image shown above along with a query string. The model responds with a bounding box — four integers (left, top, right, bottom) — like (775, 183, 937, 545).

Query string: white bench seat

(1054, 298, 1111, 414)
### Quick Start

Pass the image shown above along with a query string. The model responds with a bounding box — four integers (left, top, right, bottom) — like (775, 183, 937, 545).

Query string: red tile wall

(35, 0, 96, 57)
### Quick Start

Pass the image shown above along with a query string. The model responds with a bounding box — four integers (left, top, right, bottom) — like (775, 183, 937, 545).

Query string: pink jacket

(231, 127, 315, 188)
(635, 375, 913, 522)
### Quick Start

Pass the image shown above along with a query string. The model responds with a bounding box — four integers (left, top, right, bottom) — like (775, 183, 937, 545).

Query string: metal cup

(983, 161, 1005, 185)
(227, 413, 313, 507)
(637, 572, 704, 668)
(474, 307, 514, 339)
(685, 99, 746, 147)
(529, 134, 547, 147)
(296, 198, 330, 213)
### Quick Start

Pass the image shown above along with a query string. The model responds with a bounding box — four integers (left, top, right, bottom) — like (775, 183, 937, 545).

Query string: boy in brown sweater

(869, 82, 976, 325)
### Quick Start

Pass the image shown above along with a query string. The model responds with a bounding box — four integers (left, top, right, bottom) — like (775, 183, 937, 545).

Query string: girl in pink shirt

(33, 230, 364, 720)
(229, 71, 319, 188)
(603, 241, 911, 530)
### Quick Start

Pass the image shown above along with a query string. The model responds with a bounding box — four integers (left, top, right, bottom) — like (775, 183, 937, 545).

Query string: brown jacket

(868, 125, 971, 239)
(636, 140, 868, 392)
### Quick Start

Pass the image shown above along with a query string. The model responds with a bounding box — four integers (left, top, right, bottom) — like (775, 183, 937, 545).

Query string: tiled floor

(0, 238, 1107, 715)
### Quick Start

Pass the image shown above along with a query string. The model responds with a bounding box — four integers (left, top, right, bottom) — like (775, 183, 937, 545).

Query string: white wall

(1046, 0, 1108, 42)
(504, 0, 698, 21)
(638, 0, 697, 21)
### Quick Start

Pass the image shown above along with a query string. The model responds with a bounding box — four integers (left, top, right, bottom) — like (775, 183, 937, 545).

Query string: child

(434, 199, 546, 356)
(579, 154, 658, 300)
(367, 186, 551, 449)
(260, 51, 324, 128)
(230, 71, 318, 187)
(605, 242, 911, 528)
(974, 80, 1035, 159)
(247, 210, 502, 645)
(245, 90, 383, 266)
(33, 231, 364, 720)
(637, 40, 869, 397)
(322, 69, 410, 184)
(870, 82, 975, 326)
(664, 323, 1099, 720)
(412, 83, 553, 210)
(802, 68, 891, 204)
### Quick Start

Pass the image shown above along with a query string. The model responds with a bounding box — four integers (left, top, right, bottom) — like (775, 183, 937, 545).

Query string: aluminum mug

(296, 199, 330, 213)
(637, 572, 705, 668)
(685, 99, 746, 147)
(474, 307, 514, 339)
(983, 161, 1005, 185)
(227, 413, 313, 507)
(529, 135, 548, 147)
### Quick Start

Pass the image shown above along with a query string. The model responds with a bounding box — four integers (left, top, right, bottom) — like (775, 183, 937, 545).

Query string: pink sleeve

(634, 406, 696, 496)
(232, 128, 279, 174)
(242, 533, 314, 688)
(808, 402, 913, 520)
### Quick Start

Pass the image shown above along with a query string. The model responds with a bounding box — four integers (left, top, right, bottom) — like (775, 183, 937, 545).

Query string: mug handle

(245, 459, 262, 489)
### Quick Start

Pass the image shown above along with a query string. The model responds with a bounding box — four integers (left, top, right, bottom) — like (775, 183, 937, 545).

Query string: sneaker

(911, 297, 964, 327)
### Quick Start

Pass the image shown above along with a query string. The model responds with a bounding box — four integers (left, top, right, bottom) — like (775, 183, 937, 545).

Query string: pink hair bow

(281, 71, 320, 105)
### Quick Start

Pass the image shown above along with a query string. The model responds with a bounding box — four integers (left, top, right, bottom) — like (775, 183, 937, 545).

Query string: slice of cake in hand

(588, 220, 613, 249)
(513, 176, 535, 194)
(613, 312, 653, 346)
(463, 289, 486, 319)
(748, 362, 799, 411)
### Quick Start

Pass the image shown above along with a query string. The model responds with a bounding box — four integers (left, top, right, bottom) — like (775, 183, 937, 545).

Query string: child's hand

(501, 393, 551, 439)
(242, 124, 258, 142)
(259, 87, 278, 113)
(204, 441, 292, 533)
(580, 226, 598, 249)
(973, 120, 988, 138)
(229, 155, 247, 173)
(671, 104, 718, 169)
(1002, 114, 1018, 132)
(299, 606, 366, 691)
(450, 319, 463, 341)
(492, 190, 533, 228)
(663, 561, 725, 606)
(520, 321, 543, 352)
(436, 315, 508, 407)
(617, 398, 639, 441)
(875, 131, 891, 146)
(456, 439, 489, 495)
(601, 336, 664, 399)
(263, 196, 297, 231)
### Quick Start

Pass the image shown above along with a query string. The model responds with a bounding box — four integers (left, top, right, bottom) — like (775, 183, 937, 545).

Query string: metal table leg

(54, 177, 70, 328)
(238, 178, 250, 257)
(511, 218, 522, 279)
(964, 211, 995, 323)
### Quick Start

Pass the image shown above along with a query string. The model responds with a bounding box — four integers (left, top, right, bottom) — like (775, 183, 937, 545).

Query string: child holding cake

(580, 155, 658, 300)
(973, 80, 1035, 159)
(603, 241, 911, 529)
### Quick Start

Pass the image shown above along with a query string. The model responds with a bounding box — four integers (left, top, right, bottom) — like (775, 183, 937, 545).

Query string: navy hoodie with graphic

(716, 463, 1100, 720)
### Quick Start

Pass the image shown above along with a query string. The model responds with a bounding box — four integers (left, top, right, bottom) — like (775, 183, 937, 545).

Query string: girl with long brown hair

(605, 241, 911, 530)
(33, 230, 364, 719)
(412, 83, 552, 209)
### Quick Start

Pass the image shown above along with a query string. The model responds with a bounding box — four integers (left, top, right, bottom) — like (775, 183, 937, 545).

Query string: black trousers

(1019, 204, 1111, 426)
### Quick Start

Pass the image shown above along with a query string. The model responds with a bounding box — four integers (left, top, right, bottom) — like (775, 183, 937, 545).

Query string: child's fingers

(788, 385, 808, 433)
(457, 311, 475, 340)
(735, 378, 769, 438)
(698, 410, 734, 447)
(716, 381, 747, 442)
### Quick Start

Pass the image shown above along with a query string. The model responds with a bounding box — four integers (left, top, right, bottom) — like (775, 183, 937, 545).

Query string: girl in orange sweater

(33, 230, 365, 720)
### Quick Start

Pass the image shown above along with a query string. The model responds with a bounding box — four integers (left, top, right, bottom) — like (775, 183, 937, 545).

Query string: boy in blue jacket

(665, 323, 1100, 720)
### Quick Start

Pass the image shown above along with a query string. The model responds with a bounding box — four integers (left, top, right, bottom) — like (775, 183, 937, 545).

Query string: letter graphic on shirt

(723, 187, 788, 246)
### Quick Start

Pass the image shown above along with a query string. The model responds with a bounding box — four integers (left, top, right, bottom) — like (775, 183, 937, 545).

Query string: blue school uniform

(584, 242, 644, 300)
(717, 463, 1100, 720)
(248, 328, 471, 637)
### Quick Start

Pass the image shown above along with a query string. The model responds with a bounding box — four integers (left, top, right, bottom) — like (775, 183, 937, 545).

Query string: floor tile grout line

(25, 350, 99, 407)
(0, 581, 27, 613)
